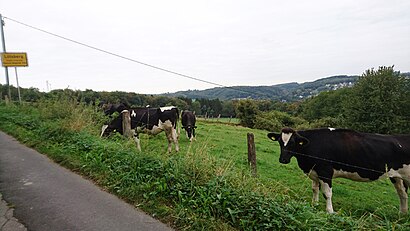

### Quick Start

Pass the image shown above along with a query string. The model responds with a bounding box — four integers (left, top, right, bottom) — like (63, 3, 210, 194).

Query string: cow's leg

(391, 177, 408, 213)
(319, 179, 334, 213)
(164, 127, 179, 152)
(164, 128, 174, 153)
(172, 128, 179, 152)
(312, 179, 320, 205)
(133, 132, 142, 152)
(100, 125, 108, 137)
(307, 170, 320, 205)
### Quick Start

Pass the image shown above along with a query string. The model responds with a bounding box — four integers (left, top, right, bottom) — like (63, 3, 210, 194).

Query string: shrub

(254, 110, 307, 131)
(235, 100, 259, 128)
(309, 117, 341, 129)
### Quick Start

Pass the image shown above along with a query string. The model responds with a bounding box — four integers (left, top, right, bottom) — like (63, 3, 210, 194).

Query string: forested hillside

(163, 75, 359, 101)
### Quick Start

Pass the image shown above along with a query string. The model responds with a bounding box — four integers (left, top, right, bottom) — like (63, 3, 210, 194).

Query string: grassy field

(0, 101, 408, 230)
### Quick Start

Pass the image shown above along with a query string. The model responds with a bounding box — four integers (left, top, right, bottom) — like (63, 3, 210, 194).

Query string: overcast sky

(1, 0, 409, 94)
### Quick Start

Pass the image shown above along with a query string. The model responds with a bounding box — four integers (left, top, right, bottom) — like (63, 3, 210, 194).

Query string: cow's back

(298, 129, 410, 179)
(130, 108, 161, 129)
(181, 111, 196, 127)
(159, 107, 179, 128)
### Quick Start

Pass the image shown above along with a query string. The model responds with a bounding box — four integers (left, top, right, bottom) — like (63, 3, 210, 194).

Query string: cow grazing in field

(101, 106, 179, 153)
(181, 111, 196, 141)
(267, 127, 410, 213)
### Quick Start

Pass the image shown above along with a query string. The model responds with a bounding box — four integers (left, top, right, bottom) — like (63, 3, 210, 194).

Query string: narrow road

(0, 131, 174, 231)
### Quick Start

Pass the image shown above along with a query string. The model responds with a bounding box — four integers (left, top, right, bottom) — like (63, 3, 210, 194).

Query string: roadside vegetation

(0, 66, 409, 230)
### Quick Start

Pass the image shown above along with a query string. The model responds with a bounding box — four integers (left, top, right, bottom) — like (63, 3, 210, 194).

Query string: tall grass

(0, 100, 409, 230)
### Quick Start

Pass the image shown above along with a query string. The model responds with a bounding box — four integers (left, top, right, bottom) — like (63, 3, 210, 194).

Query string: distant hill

(163, 75, 360, 101)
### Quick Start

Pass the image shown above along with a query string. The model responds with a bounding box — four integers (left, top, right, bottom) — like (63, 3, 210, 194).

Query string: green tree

(301, 88, 351, 123)
(221, 100, 235, 117)
(342, 66, 410, 134)
(191, 100, 201, 114)
(254, 110, 307, 131)
(235, 99, 259, 128)
(21, 87, 44, 102)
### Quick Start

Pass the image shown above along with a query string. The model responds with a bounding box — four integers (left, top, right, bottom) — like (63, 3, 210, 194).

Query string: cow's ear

(296, 135, 309, 146)
(267, 132, 281, 141)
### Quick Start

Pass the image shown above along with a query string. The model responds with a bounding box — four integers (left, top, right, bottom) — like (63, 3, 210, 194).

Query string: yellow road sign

(1, 52, 28, 67)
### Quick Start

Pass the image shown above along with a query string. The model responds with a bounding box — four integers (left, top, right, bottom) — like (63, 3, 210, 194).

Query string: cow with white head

(268, 127, 410, 213)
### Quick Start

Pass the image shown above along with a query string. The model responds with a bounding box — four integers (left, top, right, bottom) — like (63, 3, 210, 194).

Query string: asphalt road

(0, 131, 174, 231)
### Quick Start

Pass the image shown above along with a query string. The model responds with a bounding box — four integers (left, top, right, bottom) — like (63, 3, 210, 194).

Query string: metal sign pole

(14, 67, 21, 103)
(0, 14, 11, 100)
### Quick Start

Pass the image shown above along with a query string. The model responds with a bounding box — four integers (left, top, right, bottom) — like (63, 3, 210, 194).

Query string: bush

(254, 110, 307, 131)
(308, 117, 341, 129)
(235, 100, 259, 128)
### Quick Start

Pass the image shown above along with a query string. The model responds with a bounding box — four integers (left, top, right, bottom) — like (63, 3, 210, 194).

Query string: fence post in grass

(247, 133, 257, 177)
(4, 95, 9, 104)
(122, 110, 133, 138)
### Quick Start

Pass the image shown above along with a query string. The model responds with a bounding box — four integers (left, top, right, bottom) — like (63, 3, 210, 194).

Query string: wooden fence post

(122, 110, 133, 138)
(4, 95, 9, 105)
(247, 133, 257, 177)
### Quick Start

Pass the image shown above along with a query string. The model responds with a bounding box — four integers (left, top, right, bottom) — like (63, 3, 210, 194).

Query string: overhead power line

(3, 16, 271, 98)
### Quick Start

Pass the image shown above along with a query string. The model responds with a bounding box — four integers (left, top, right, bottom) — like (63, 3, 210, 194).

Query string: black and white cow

(101, 106, 179, 153)
(268, 127, 410, 213)
(181, 110, 196, 141)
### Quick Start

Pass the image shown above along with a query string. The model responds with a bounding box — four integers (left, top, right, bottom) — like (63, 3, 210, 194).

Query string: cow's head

(100, 116, 123, 137)
(100, 124, 118, 137)
(267, 127, 309, 164)
(182, 125, 197, 141)
(103, 103, 130, 116)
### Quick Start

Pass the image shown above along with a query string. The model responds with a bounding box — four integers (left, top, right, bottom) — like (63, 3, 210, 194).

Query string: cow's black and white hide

(268, 127, 410, 213)
(181, 110, 196, 141)
(101, 106, 179, 153)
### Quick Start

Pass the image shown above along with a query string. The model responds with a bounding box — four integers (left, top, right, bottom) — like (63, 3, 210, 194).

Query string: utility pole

(0, 14, 11, 100)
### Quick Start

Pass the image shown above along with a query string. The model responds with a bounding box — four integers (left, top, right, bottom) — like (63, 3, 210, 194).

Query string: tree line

(236, 66, 410, 134)
(1, 66, 409, 134)
(0, 84, 237, 117)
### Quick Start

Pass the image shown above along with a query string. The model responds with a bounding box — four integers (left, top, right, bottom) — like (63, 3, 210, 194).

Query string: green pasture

(0, 101, 408, 230)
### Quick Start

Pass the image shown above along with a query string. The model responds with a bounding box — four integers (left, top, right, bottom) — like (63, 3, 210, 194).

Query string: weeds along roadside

(0, 101, 409, 230)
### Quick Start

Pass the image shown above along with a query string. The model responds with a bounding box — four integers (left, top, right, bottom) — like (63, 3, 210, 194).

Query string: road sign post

(0, 14, 11, 100)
